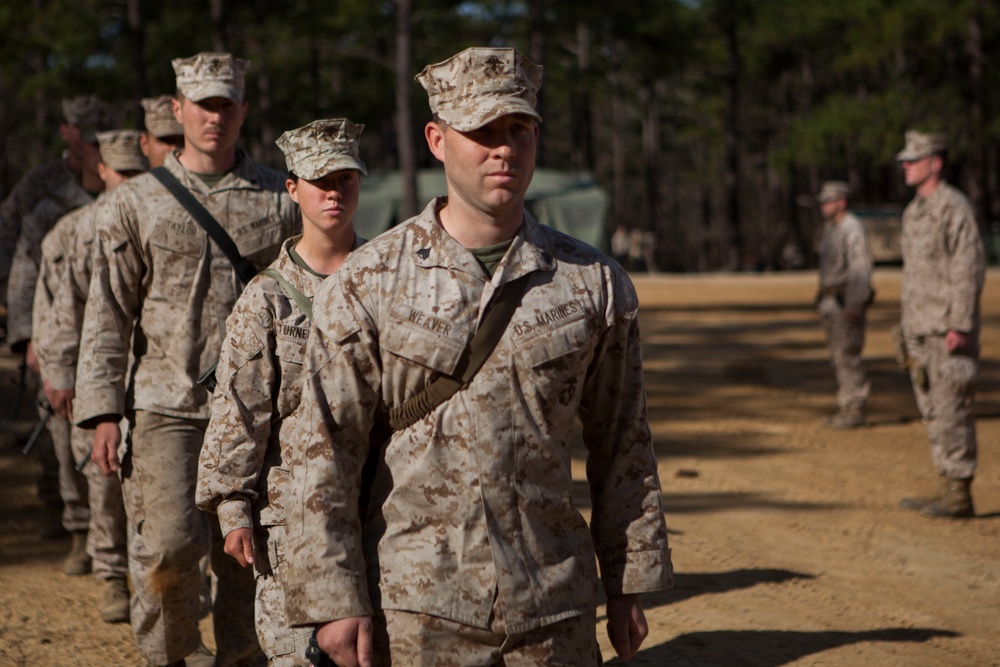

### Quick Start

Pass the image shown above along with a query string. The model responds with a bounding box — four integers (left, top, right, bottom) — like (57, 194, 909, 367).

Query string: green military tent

(353, 168, 609, 252)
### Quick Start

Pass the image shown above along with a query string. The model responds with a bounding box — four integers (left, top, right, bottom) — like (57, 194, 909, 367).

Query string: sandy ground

(1, 267, 998, 667)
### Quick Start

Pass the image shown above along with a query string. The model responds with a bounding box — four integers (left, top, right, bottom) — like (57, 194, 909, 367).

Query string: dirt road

(1, 268, 997, 666)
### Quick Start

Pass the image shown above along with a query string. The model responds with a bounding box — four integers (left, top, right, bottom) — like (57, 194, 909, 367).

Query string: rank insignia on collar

(416, 248, 430, 259)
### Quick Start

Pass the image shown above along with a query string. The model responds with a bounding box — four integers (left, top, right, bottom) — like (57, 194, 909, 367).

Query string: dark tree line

(2, 0, 999, 270)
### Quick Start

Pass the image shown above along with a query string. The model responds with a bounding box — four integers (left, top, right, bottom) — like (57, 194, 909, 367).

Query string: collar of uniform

(492, 211, 556, 284)
(410, 197, 557, 281)
(276, 235, 310, 285)
(163, 148, 265, 196)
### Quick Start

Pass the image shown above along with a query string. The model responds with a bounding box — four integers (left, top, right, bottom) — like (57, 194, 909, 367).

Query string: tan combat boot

(99, 577, 130, 623)
(63, 531, 92, 575)
(918, 478, 975, 519)
(900, 476, 946, 512)
(900, 476, 975, 518)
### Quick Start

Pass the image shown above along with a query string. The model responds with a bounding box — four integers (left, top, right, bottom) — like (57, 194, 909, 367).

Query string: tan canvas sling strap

(388, 272, 533, 432)
(150, 166, 258, 284)
(260, 268, 313, 321)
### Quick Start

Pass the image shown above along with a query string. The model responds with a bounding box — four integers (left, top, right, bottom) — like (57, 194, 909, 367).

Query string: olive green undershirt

(471, 239, 514, 278)
(288, 240, 329, 279)
(192, 171, 228, 189)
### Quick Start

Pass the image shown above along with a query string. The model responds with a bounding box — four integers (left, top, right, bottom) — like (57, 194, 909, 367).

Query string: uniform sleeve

(196, 281, 272, 536)
(943, 204, 985, 333)
(74, 192, 144, 425)
(0, 170, 46, 302)
(42, 222, 91, 392)
(31, 232, 64, 384)
(282, 274, 378, 626)
(578, 264, 673, 597)
(6, 199, 61, 350)
(842, 219, 873, 310)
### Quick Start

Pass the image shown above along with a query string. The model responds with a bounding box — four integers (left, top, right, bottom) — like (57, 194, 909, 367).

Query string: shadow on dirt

(597, 568, 815, 612)
(638, 298, 1000, 424)
(662, 492, 840, 515)
(609, 627, 960, 666)
(651, 569, 814, 608)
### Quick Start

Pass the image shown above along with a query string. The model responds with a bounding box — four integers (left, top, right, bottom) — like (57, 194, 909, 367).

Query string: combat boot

(63, 531, 92, 575)
(900, 476, 947, 512)
(919, 478, 975, 519)
(823, 408, 865, 429)
(99, 577, 130, 623)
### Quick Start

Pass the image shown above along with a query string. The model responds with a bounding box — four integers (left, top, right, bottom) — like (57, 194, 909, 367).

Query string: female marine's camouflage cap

(415, 47, 543, 132)
(276, 119, 367, 180)
(141, 95, 183, 138)
(96, 130, 149, 173)
(172, 52, 250, 103)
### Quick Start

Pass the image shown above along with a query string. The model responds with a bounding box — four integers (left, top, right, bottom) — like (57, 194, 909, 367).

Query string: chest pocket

(150, 217, 205, 259)
(382, 314, 466, 377)
(512, 315, 592, 369)
(274, 318, 309, 366)
(232, 215, 284, 259)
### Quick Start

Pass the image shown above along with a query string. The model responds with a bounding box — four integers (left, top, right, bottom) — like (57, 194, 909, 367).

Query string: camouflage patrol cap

(895, 130, 947, 161)
(61, 95, 117, 142)
(96, 130, 149, 173)
(816, 180, 850, 203)
(415, 47, 543, 132)
(141, 95, 183, 138)
(172, 52, 250, 103)
(276, 118, 367, 180)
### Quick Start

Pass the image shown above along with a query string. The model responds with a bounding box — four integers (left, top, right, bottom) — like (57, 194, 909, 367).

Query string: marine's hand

(316, 616, 373, 667)
(43, 381, 74, 421)
(946, 330, 971, 354)
(606, 593, 649, 661)
(25, 343, 40, 374)
(224, 528, 254, 567)
(93, 421, 122, 476)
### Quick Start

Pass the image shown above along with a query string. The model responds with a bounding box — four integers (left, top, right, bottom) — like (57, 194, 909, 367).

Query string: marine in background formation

(33, 129, 149, 622)
(140, 94, 186, 169)
(0, 95, 112, 308)
(815, 180, 873, 429)
(75, 52, 299, 667)
(895, 130, 985, 519)
(2, 96, 114, 542)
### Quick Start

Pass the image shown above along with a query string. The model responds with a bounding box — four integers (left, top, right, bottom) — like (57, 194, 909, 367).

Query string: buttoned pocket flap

(514, 317, 592, 368)
(232, 215, 284, 257)
(150, 217, 205, 258)
(382, 316, 465, 376)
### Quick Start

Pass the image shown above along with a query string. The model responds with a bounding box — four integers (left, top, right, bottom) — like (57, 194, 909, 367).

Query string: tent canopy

(354, 168, 609, 252)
